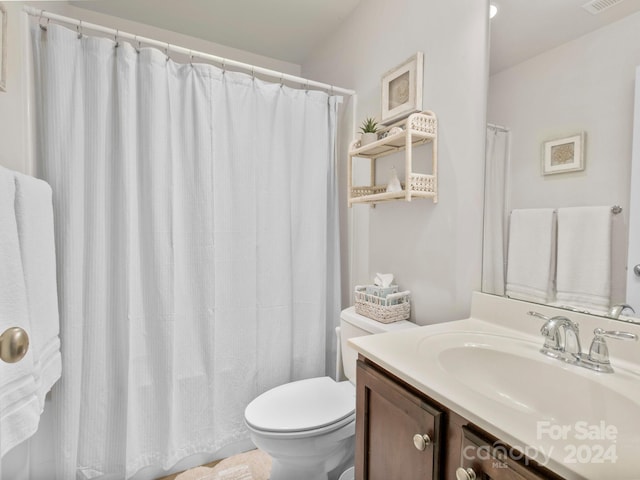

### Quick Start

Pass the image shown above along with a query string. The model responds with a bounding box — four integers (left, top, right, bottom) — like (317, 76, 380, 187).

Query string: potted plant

(359, 117, 379, 146)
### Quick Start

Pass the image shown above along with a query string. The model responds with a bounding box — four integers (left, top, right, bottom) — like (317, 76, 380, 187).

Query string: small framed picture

(0, 3, 6, 92)
(542, 133, 585, 175)
(380, 52, 423, 125)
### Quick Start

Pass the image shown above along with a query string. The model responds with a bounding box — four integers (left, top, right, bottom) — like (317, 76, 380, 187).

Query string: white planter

(361, 132, 378, 146)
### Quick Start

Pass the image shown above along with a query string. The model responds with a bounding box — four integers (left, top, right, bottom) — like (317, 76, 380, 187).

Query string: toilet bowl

(245, 377, 355, 480)
(244, 307, 416, 480)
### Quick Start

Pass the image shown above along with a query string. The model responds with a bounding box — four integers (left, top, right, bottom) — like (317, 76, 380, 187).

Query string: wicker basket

(354, 286, 411, 323)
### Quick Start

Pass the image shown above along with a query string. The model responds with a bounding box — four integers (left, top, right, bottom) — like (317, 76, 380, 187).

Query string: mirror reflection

(483, 1, 640, 323)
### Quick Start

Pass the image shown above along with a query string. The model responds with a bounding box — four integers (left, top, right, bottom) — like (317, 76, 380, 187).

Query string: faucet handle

(608, 303, 636, 319)
(588, 328, 638, 367)
(593, 328, 638, 341)
(527, 311, 550, 321)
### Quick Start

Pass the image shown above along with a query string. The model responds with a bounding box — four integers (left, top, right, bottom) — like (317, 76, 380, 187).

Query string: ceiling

(490, 0, 640, 74)
(69, 0, 640, 73)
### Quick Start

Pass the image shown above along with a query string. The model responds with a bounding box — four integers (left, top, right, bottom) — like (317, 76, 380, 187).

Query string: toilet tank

(339, 307, 416, 384)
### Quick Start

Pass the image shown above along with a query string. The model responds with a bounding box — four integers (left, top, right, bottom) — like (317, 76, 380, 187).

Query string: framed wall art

(0, 3, 6, 92)
(380, 52, 423, 125)
(542, 132, 585, 175)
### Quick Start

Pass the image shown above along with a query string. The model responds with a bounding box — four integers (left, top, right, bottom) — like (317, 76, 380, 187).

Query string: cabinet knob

(455, 467, 477, 480)
(412, 433, 431, 451)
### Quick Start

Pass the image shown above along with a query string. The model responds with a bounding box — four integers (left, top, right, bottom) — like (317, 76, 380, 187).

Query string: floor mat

(176, 449, 271, 480)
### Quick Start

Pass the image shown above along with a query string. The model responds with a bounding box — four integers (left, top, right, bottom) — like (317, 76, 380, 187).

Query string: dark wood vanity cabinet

(355, 358, 564, 480)
(356, 359, 444, 479)
(459, 427, 555, 480)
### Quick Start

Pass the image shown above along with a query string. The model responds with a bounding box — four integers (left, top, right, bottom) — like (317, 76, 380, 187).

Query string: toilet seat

(245, 377, 355, 438)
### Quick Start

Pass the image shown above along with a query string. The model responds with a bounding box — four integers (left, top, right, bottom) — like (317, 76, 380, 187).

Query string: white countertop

(348, 293, 640, 480)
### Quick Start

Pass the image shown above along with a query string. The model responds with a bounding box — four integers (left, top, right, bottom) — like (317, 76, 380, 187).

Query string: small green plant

(359, 117, 379, 134)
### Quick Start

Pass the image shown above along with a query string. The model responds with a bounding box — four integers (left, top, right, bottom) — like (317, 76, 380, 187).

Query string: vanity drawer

(356, 359, 444, 480)
(458, 427, 558, 480)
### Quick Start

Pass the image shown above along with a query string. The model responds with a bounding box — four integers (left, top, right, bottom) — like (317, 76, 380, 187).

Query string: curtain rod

(23, 6, 356, 97)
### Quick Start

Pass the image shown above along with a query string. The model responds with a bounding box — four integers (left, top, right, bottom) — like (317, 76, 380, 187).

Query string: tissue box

(365, 285, 399, 298)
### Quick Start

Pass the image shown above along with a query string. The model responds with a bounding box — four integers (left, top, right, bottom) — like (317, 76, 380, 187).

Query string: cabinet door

(457, 427, 558, 480)
(356, 360, 444, 480)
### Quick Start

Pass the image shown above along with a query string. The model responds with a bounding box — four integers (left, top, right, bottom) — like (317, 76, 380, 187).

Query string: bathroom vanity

(350, 293, 640, 480)
(356, 358, 561, 480)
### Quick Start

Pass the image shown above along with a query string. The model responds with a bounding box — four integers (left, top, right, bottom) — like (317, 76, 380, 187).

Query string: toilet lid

(245, 377, 355, 433)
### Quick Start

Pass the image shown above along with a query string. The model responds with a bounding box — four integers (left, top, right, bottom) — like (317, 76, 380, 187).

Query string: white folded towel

(506, 209, 556, 304)
(14, 172, 61, 407)
(556, 206, 612, 311)
(0, 167, 39, 458)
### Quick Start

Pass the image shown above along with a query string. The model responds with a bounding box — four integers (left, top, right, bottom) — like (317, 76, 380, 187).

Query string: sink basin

(416, 331, 640, 449)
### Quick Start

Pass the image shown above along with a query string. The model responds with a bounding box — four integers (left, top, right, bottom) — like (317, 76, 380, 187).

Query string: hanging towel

(556, 206, 612, 311)
(506, 208, 556, 304)
(14, 172, 61, 407)
(0, 167, 39, 458)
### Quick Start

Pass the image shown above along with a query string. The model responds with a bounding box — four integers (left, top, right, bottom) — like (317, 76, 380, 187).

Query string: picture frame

(380, 52, 423, 125)
(0, 3, 6, 92)
(542, 133, 585, 175)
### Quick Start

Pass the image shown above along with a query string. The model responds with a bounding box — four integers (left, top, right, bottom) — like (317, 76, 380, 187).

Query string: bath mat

(176, 449, 271, 480)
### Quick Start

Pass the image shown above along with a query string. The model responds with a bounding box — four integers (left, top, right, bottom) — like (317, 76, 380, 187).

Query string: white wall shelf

(348, 111, 438, 206)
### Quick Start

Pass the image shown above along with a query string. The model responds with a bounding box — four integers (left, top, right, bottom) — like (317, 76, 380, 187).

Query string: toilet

(244, 307, 417, 480)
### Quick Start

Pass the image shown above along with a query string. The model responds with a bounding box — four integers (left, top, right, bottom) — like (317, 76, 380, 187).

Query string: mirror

(483, 2, 640, 322)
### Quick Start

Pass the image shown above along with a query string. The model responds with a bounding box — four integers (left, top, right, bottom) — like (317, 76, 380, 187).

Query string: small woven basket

(354, 286, 411, 323)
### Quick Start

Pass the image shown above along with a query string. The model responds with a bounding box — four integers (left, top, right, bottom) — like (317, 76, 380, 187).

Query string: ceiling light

(489, 4, 498, 18)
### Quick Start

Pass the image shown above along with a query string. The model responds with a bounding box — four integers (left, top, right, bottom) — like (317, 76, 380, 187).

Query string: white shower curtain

(482, 126, 510, 296)
(31, 23, 341, 479)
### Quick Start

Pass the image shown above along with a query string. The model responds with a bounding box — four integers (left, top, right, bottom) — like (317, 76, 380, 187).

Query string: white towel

(0, 167, 39, 458)
(506, 209, 556, 304)
(556, 206, 612, 311)
(14, 172, 61, 406)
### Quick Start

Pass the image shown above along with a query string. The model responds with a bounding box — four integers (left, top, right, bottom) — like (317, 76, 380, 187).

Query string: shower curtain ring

(280, 74, 284, 88)
(114, 30, 119, 48)
(189, 50, 194, 66)
(221, 59, 226, 74)
(251, 67, 255, 81)
(76, 20, 83, 39)
(165, 43, 170, 62)
(39, 10, 49, 31)
(134, 35, 140, 54)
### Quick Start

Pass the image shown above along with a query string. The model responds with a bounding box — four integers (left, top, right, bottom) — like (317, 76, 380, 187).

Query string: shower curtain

(482, 126, 510, 296)
(31, 23, 341, 479)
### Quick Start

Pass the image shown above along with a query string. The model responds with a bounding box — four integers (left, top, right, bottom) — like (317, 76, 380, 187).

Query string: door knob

(634, 264, 640, 277)
(412, 433, 431, 451)
(456, 467, 477, 480)
(0, 327, 29, 363)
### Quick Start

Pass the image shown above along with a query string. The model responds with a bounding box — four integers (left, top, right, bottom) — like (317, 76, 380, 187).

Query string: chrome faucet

(608, 303, 635, 319)
(528, 311, 638, 373)
(528, 312, 581, 361)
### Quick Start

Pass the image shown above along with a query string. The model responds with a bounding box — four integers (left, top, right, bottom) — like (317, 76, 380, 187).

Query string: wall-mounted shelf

(348, 111, 438, 206)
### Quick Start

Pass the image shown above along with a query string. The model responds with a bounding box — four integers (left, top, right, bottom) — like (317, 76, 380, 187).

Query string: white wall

(303, 0, 490, 324)
(488, 12, 640, 304)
